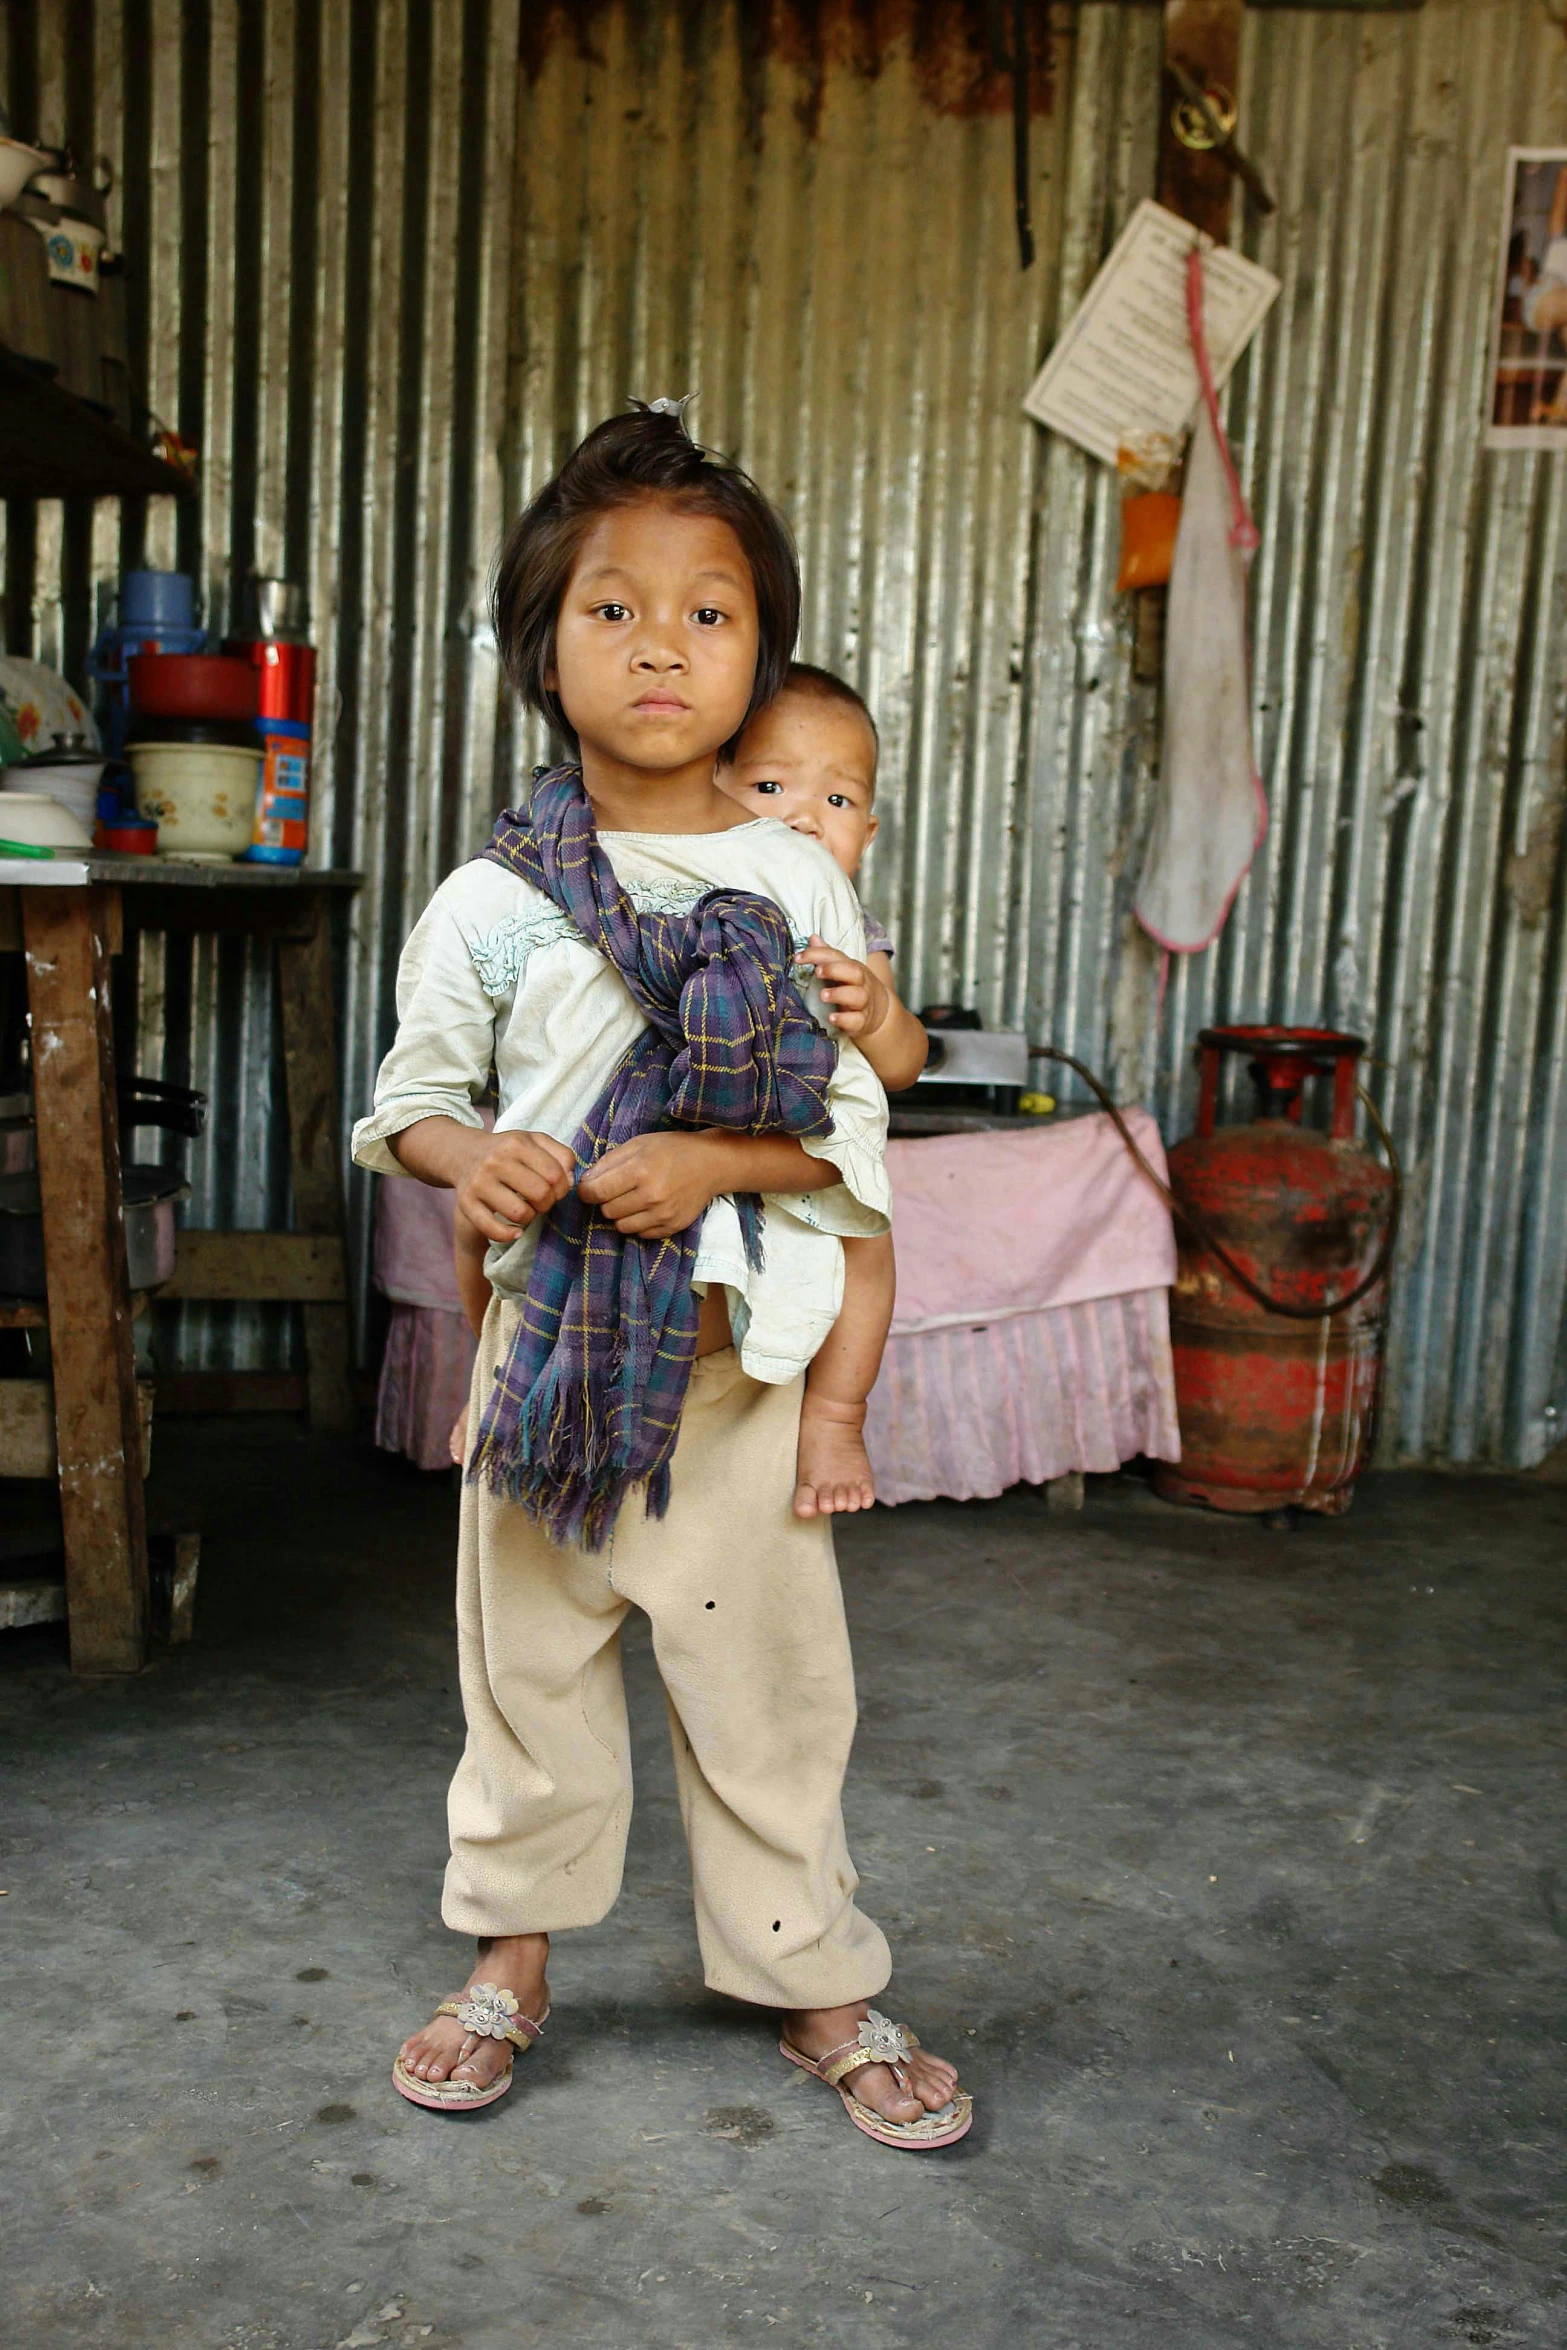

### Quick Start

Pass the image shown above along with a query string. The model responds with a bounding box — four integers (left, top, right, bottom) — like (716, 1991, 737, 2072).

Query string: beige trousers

(443, 1305, 891, 2010)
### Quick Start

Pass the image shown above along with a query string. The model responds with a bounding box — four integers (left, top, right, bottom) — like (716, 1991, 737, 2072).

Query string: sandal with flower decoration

(391, 1982, 548, 2114)
(779, 2009, 973, 2151)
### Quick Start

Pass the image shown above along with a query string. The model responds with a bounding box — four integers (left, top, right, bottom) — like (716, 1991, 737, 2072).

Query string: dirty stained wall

(1, 0, 1563, 1468)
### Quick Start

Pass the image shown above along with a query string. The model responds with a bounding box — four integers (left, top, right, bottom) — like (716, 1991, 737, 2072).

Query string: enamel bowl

(0, 792, 93, 850)
(129, 740, 260, 862)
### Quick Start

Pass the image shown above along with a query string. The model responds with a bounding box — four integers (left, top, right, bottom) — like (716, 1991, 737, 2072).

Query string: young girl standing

(352, 409, 971, 2151)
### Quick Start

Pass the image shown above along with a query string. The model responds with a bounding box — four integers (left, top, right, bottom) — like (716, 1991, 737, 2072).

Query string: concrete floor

(3, 1422, 1564, 2350)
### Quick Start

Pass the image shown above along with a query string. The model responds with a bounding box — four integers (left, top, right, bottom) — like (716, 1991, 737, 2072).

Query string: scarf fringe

(469, 1346, 678, 1552)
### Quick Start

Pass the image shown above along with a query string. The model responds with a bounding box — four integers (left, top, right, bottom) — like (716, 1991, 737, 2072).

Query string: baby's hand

(799, 936, 889, 1041)
(455, 1130, 576, 1244)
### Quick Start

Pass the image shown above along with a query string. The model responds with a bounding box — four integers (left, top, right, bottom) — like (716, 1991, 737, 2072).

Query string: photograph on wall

(1486, 147, 1567, 449)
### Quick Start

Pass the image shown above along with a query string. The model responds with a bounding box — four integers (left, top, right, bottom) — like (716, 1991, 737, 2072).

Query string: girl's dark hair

(492, 406, 801, 757)
(782, 661, 879, 754)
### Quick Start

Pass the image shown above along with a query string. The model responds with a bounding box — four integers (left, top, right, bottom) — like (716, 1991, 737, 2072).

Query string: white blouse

(351, 817, 891, 1384)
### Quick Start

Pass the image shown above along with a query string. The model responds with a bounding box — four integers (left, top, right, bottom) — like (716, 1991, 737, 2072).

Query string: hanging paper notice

(1023, 200, 1280, 466)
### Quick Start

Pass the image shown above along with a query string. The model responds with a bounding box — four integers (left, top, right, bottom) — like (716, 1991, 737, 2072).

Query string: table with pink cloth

(374, 1108, 1182, 1496)
(373, 1176, 478, 1470)
(863, 1112, 1181, 1505)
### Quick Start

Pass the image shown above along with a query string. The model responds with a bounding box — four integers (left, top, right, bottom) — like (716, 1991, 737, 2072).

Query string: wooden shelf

(0, 345, 193, 501)
(0, 1291, 149, 1328)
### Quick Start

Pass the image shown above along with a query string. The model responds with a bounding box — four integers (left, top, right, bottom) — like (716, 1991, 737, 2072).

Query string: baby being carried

(450, 661, 926, 1517)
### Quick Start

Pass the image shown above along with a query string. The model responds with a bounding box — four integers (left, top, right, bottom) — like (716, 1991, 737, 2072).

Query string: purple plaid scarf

(468, 764, 837, 1549)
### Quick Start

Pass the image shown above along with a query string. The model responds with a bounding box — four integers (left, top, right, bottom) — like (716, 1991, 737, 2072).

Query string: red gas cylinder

(1155, 1026, 1399, 1518)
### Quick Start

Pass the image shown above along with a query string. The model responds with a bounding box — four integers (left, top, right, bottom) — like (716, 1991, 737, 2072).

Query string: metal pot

(0, 135, 51, 208)
(0, 1164, 188, 1295)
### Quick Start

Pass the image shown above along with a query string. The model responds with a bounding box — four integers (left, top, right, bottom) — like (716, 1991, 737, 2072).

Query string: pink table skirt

(863, 1286, 1179, 1506)
(375, 1302, 476, 1472)
(372, 1109, 1182, 1497)
(373, 1134, 483, 1472)
(862, 1112, 1181, 1505)
(376, 1280, 1180, 1494)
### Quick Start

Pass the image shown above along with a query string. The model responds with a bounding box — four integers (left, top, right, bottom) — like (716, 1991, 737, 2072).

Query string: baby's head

(716, 664, 878, 880)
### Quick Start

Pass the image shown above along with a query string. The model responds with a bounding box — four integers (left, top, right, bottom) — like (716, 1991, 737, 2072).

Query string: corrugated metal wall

(2, 0, 1563, 1465)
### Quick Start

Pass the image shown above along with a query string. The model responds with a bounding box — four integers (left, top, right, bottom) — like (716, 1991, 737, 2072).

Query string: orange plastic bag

(1116, 491, 1183, 593)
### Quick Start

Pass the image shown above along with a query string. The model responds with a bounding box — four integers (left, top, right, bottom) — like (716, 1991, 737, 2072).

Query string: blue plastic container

(119, 571, 199, 634)
(89, 570, 208, 755)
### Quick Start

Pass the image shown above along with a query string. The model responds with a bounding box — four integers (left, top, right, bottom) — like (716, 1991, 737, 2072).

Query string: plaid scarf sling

(468, 764, 837, 1549)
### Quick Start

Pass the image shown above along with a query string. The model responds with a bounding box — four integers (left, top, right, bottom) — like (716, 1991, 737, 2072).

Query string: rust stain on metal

(518, 0, 1055, 121)
(1506, 778, 1565, 927)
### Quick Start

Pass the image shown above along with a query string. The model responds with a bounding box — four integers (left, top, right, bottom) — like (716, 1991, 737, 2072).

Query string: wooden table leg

(277, 891, 354, 1436)
(23, 885, 149, 1674)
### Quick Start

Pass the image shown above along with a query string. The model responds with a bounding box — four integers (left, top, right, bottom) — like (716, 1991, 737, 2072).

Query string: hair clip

(638, 392, 697, 430)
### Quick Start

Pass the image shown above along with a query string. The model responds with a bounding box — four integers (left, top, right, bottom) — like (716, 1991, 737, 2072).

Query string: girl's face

(549, 497, 760, 775)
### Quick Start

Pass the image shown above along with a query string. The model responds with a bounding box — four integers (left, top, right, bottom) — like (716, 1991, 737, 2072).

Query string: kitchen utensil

(4, 1075, 207, 1146)
(0, 837, 55, 860)
(12, 189, 104, 402)
(0, 1165, 188, 1295)
(4, 738, 110, 829)
(223, 636, 316, 723)
(89, 575, 207, 755)
(0, 212, 54, 370)
(120, 1080, 207, 1140)
(30, 169, 107, 227)
(0, 792, 92, 849)
(242, 576, 309, 640)
(0, 135, 51, 207)
(94, 816, 158, 855)
(30, 195, 105, 290)
(118, 1075, 207, 1140)
(121, 571, 199, 634)
(130, 740, 260, 862)
(243, 716, 309, 865)
(128, 652, 258, 722)
(126, 716, 261, 750)
(0, 655, 98, 753)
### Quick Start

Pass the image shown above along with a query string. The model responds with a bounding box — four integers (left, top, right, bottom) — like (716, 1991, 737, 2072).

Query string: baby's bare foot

(783, 2001, 962, 2125)
(398, 1932, 549, 2091)
(793, 1397, 875, 1519)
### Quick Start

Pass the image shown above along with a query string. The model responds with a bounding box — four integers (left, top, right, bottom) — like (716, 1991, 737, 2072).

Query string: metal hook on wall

(1166, 55, 1276, 217)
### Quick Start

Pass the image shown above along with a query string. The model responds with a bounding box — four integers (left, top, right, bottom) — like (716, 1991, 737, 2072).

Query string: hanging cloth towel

(1134, 247, 1267, 955)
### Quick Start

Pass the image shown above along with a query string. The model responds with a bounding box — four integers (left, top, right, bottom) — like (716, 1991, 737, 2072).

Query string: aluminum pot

(0, 1164, 188, 1295)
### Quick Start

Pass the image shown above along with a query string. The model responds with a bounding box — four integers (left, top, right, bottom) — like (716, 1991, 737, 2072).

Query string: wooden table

(0, 855, 361, 1675)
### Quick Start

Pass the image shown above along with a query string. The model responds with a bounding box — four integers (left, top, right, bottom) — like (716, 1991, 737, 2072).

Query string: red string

(1186, 247, 1259, 554)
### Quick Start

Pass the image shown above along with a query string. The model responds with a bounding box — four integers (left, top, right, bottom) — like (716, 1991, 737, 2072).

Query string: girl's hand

(455, 1130, 576, 1243)
(579, 1132, 724, 1238)
(800, 936, 889, 1041)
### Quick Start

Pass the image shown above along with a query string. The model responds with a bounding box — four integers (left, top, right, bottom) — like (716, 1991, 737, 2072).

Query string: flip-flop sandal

(779, 2008, 973, 2151)
(392, 1981, 548, 2114)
